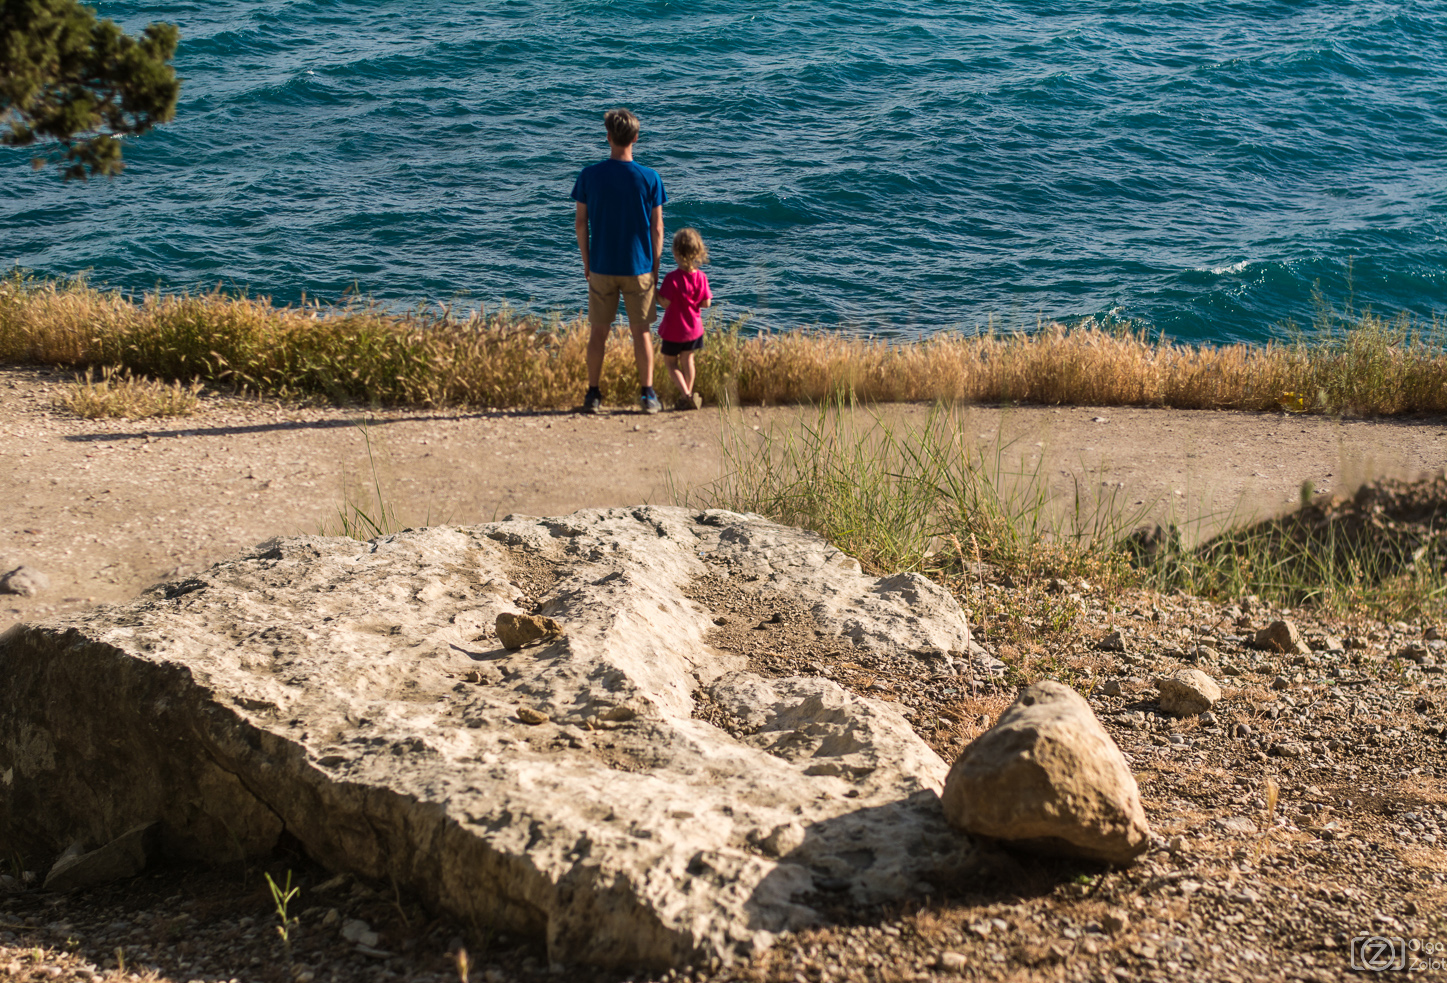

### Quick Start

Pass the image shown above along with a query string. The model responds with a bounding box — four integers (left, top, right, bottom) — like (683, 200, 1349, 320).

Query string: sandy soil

(3, 364, 1445, 634)
(3, 363, 1447, 983)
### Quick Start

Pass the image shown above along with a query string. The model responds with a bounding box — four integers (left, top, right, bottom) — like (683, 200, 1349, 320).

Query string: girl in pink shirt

(657, 227, 712, 410)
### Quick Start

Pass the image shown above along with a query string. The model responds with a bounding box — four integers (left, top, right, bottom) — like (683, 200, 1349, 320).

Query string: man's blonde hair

(604, 108, 640, 147)
(672, 227, 709, 270)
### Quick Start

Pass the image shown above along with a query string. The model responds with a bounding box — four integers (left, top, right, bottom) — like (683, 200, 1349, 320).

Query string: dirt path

(2, 364, 1444, 633)
(3, 364, 1447, 983)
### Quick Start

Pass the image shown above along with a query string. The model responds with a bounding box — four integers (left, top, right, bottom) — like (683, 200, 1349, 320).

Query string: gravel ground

(4, 369, 1447, 982)
(4, 579, 1445, 983)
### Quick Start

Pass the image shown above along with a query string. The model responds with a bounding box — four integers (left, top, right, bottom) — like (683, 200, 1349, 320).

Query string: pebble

(0, 565, 49, 596)
(1097, 630, 1128, 652)
(1270, 741, 1308, 758)
(515, 707, 549, 725)
(339, 919, 379, 948)
(937, 951, 968, 971)
(1155, 668, 1221, 716)
(1255, 619, 1306, 653)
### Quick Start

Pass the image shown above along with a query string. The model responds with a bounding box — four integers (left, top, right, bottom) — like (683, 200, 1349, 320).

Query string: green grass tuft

(680, 397, 1447, 620)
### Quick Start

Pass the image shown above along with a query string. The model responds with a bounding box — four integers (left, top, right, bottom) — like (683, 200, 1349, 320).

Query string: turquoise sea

(4, 0, 1446, 343)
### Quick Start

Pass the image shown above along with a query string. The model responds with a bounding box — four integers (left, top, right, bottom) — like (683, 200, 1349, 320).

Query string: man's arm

(650, 205, 664, 283)
(575, 203, 590, 279)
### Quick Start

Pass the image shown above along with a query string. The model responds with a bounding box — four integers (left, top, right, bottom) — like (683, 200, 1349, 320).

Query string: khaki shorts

(587, 272, 657, 331)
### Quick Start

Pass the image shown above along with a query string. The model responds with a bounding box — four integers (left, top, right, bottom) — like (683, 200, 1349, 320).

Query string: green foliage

(1141, 483, 1447, 618)
(1, 0, 180, 179)
(678, 397, 1149, 579)
(264, 870, 301, 962)
(324, 422, 405, 541)
(684, 397, 1447, 621)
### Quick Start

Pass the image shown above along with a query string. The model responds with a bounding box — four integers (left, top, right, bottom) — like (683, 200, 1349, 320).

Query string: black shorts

(661, 337, 704, 357)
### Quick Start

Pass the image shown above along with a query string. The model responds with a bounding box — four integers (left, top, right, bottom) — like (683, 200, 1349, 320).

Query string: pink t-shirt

(657, 268, 711, 342)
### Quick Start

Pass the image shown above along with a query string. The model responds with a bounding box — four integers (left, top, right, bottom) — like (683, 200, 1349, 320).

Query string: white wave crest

(1206, 260, 1251, 275)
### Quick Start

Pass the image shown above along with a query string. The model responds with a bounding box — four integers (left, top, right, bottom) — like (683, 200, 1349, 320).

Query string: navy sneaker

(581, 389, 602, 414)
(640, 391, 662, 414)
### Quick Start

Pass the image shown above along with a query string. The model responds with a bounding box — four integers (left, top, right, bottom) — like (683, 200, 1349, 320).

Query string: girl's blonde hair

(672, 227, 709, 270)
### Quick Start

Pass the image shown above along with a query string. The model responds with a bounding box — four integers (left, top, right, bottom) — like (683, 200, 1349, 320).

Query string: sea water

(3, 0, 1445, 343)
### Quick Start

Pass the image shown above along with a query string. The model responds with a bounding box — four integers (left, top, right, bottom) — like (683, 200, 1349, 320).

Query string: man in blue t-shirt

(571, 108, 667, 414)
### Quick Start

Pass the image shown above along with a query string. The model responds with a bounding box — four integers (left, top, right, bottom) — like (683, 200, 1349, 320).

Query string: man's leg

(585, 274, 621, 394)
(621, 274, 658, 392)
(586, 322, 611, 388)
(630, 321, 655, 389)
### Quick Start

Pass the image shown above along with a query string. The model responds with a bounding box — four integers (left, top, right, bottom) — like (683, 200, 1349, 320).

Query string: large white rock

(0, 506, 979, 969)
(939, 681, 1151, 864)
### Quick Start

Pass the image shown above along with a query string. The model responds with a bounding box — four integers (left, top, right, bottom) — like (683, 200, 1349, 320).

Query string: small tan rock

(515, 707, 549, 725)
(1255, 619, 1309, 655)
(495, 612, 563, 650)
(1154, 669, 1221, 716)
(1096, 630, 1128, 652)
(937, 951, 968, 972)
(0, 565, 49, 597)
(941, 681, 1151, 864)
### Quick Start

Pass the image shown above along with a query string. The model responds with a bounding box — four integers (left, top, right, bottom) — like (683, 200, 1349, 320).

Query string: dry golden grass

(713, 316, 1447, 414)
(53, 366, 203, 419)
(4, 273, 1447, 413)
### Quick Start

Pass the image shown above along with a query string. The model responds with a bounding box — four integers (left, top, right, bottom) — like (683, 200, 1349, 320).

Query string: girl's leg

(678, 351, 697, 395)
(664, 353, 689, 395)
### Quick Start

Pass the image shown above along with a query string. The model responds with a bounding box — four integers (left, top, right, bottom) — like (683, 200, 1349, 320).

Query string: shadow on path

(61, 408, 580, 443)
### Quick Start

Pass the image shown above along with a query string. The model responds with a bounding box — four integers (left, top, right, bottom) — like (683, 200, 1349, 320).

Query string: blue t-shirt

(571, 159, 667, 277)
